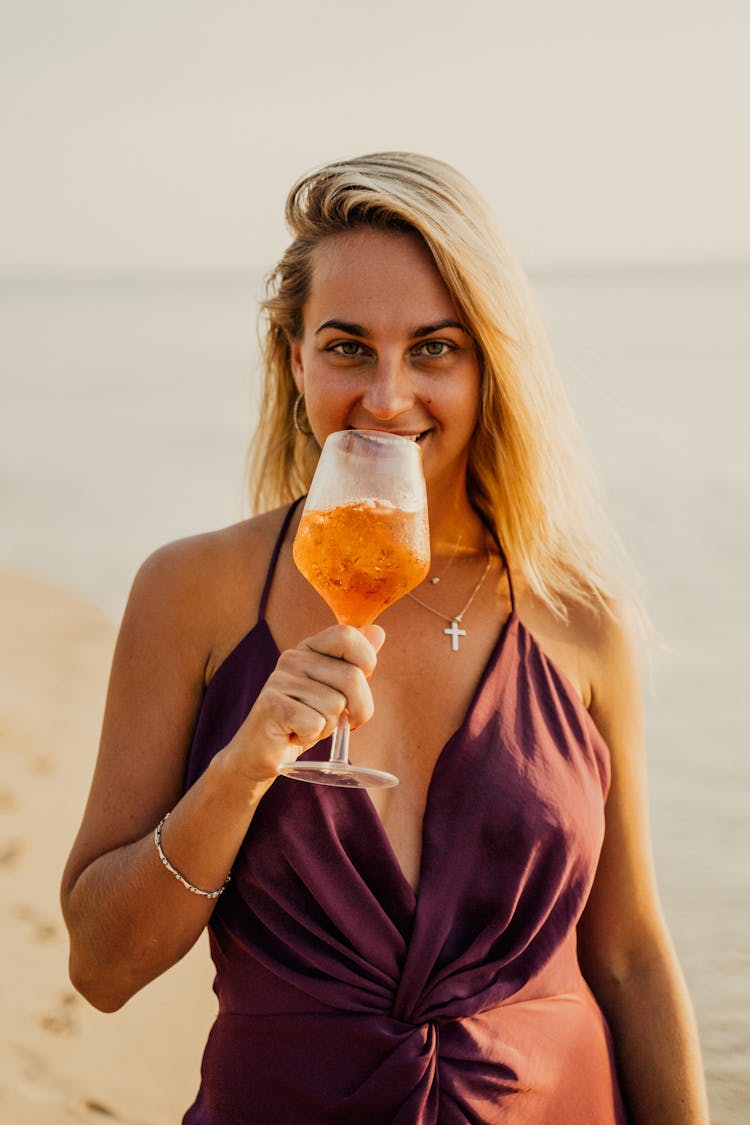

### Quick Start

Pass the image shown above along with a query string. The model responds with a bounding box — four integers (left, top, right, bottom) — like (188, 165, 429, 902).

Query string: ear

(289, 340, 305, 392)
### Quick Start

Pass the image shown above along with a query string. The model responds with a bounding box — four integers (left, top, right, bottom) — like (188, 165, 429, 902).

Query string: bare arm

(577, 603, 709, 1124)
(61, 535, 383, 1012)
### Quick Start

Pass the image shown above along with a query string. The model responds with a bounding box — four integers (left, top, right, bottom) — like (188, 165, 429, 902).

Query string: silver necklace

(407, 546, 492, 651)
(426, 534, 464, 585)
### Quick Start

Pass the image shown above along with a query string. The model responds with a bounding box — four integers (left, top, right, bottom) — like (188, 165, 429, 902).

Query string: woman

(61, 153, 708, 1123)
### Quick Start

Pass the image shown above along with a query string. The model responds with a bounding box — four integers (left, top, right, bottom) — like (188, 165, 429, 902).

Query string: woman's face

(290, 227, 481, 496)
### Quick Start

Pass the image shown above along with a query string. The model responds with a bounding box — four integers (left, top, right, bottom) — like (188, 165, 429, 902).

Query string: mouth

(348, 427, 430, 445)
(383, 430, 429, 443)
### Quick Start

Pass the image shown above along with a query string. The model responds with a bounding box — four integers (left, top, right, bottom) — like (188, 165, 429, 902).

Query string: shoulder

(513, 573, 645, 716)
(124, 505, 298, 682)
(133, 507, 291, 594)
(583, 597, 646, 767)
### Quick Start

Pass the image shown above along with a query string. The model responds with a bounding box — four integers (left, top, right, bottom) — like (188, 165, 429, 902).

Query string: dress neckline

(200, 500, 610, 905)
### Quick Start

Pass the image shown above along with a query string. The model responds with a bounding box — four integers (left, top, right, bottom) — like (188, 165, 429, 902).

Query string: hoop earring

(293, 392, 312, 436)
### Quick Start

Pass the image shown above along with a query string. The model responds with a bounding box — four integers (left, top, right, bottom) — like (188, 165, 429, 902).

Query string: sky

(2, 0, 748, 276)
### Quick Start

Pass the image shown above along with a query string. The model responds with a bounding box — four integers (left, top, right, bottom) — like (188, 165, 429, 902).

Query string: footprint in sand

(71, 1094, 159, 1122)
(27, 750, 55, 776)
(71, 1096, 120, 1118)
(11, 902, 60, 942)
(0, 788, 17, 811)
(0, 837, 26, 869)
(37, 989, 81, 1037)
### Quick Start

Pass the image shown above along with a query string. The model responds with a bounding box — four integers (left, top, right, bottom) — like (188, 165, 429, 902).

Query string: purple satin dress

(182, 503, 628, 1123)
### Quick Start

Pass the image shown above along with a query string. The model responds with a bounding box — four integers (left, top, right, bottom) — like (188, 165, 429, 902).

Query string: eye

(329, 340, 366, 357)
(415, 340, 453, 357)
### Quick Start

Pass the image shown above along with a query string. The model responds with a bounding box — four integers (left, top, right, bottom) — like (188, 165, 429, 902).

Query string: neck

(426, 486, 486, 557)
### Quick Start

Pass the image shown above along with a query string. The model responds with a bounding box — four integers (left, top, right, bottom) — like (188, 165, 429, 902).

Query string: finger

(265, 686, 335, 748)
(275, 651, 374, 731)
(361, 624, 385, 654)
(298, 624, 381, 679)
(226, 687, 333, 785)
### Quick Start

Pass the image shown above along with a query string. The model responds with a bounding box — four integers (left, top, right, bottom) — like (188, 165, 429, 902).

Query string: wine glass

(277, 429, 430, 788)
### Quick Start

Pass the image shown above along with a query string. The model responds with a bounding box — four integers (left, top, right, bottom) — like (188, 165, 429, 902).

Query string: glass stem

(330, 712, 350, 764)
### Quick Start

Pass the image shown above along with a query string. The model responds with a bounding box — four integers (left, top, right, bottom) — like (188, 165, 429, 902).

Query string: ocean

(2, 264, 748, 1119)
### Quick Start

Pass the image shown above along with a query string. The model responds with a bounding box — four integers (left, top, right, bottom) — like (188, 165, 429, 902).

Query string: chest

(354, 623, 503, 885)
(253, 542, 591, 895)
(269, 565, 509, 890)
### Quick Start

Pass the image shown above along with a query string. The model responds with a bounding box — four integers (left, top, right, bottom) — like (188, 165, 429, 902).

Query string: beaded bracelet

(154, 812, 231, 899)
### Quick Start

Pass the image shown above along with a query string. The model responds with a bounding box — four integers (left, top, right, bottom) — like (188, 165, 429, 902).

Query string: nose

(360, 354, 414, 421)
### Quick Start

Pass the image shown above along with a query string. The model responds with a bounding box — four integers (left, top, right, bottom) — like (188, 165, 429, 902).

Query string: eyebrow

(412, 319, 468, 338)
(314, 317, 469, 338)
(315, 319, 367, 337)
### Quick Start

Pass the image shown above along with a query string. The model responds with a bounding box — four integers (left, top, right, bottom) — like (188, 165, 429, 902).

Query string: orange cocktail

(280, 429, 429, 789)
(293, 500, 430, 626)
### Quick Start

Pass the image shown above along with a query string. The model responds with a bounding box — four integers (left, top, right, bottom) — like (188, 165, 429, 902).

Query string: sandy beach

(0, 570, 215, 1123)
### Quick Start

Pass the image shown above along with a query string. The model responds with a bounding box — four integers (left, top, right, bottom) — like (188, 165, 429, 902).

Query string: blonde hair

(248, 152, 635, 619)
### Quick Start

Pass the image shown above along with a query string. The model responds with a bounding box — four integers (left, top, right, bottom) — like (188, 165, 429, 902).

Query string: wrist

(155, 812, 231, 898)
(209, 738, 278, 807)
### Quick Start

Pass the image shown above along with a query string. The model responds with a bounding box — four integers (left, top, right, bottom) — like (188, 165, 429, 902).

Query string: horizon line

(1, 255, 748, 291)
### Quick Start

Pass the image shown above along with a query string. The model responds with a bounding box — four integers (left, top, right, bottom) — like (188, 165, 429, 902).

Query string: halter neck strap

(480, 519, 516, 616)
(257, 497, 305, 621)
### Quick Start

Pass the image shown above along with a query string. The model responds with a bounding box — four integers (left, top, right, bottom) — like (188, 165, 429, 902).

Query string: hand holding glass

(277, 429, 430, 788)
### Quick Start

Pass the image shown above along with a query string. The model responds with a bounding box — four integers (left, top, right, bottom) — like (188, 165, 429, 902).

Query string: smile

(353, 429, 429, 443)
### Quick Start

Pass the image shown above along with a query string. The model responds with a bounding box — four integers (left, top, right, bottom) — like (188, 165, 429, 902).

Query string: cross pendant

(443, 619, 467, 652)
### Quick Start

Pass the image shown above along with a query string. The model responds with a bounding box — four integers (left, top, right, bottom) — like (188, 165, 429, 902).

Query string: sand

(0, 571, 215, 1123)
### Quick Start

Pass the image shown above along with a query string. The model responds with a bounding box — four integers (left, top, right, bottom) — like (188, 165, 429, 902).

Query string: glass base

(277, 760, 399, 789)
